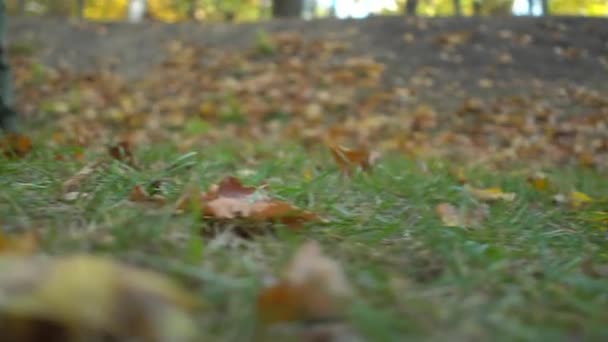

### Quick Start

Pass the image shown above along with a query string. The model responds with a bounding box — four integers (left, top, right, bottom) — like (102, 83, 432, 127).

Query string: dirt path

(8, 16, 608, 85)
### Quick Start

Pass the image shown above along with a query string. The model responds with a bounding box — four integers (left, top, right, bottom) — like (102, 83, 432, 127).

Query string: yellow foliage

(148, 0, 184, 22)
(84, 0, 128, 21)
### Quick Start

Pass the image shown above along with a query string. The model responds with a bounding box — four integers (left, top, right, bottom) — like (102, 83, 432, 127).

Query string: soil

(8, 15, 608, 86)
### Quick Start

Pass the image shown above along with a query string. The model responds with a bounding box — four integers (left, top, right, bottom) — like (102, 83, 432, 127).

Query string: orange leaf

(108, 140, 137, 168)
(328, 144, 374, 175)
(128, 185, 166, 206)
(0, 133, 32, 158)
(527, 172, 549, 191)
(0, 230, 39, 256)
(257, 241, 352, 324)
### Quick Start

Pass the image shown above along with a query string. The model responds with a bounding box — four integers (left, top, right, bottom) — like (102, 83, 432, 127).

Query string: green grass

(1, 140, 608, 341)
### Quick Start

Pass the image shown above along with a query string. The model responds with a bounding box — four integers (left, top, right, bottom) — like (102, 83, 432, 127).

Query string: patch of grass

(254, 30, 275, 56)
(1, 141, 608, 341)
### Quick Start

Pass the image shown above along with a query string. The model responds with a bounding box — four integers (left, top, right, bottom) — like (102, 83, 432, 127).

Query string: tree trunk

(473, 0, 481, 15)
(77, 0, 85, 18)
(272, 0, 303, 18)
(0, 1, 18, 132)
(329, 0, 337, 17)
(528, 0, 534, 15)
(453, 0, 462, 16)
(541, 0, 549, 15)
(188, 0, 197, 20)
(405, 0, 418, 16)
(18, 0, 26, 15)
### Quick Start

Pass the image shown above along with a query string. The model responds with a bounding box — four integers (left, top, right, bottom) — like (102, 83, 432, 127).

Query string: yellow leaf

(527, 172, 549, 191)
(0, 255, 196, 341)
(435, 203, 488, 228)
(435, 203, 463, 227)
(465, 185, 516, 202)
(570, 191, 593, 208)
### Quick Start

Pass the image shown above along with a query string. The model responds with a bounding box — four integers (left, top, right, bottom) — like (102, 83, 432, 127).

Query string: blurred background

(4, 0, 608, 23)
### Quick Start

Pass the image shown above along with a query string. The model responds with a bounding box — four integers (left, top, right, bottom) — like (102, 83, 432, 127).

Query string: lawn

(2, 16, 608, 342)
(2, 137, 608, 341)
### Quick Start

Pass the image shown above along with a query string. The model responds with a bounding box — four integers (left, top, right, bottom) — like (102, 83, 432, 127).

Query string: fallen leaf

(527, 172, 549, 191)
(581, 257, 608, 278)
(450, 167, 468, 185)
(257, 241, 352, 324)
(62, 159, 106, 193)
(176, 177, 318, 230)
(0, 231, 39, 255)
(0, 133, 32, 158)
(569, 191, 593, 208)
(108, 140, 137, 168)
(434, 31, 472, 48)
(435, 202, 488, 228)
(0, 255, 196, 341)
(465, 185, 516, 202)
(128, 184, 167, 206)
(435, 203, 462, 227)
(328, 144, 375, 175)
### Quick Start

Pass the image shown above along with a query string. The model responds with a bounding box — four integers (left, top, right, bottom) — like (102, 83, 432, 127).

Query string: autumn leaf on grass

(434, 31, 472, 48)
(465, 185, 516, 202)
(328, 144, 377, 175)
(527, 172, 549, 191)
(128, 184, 167, 207)
(0, 133, 32, 158)
(62, 158, 106, 195)
(581, 257, 608, 278)
(108, 140, 137, 168)
(435, 203, 488, 228)
(257, 241, 352, 325)
(176, 177, 319, 230)
(553, 191, 593, 208)
(0, 230, 39, 255)
(450, 167, 468, 185)
(0, 255, 196, 342)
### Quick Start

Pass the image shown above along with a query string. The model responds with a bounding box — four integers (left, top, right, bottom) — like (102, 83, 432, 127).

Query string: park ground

(1, 15, 608, 341)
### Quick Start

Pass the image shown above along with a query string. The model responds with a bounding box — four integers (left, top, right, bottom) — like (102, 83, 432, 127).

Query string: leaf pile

(10, 31, 608, 169)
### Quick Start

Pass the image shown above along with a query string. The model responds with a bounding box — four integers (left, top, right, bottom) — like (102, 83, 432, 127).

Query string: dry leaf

(108, 140, 137, 168)
(328, 144, 376, 175)
(552, 191, 593, 208)
(62, 159, 106, 193)
(435, 203, 488, 228)
(581, 257, 608, 278)
(434, 31, 472, 48)
(435, 203, 462, 227)
(128, 185, 166, 206)
(257, 241, 352, 324)
(569, 191, 593, 208)
(0, 133, 32, 158)
(176, 177, 318, 230)
(465, 185, 516, 202)
(0, 231, 39, 255)
(527, 172, 549, 191)
(0, 255, 196, 342)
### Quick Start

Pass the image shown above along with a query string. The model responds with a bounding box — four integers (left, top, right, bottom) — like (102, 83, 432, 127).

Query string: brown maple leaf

(257, 241, 352, 324)
(328, 144, 377, 175)
(0, 133, 32, 158)
(108, 140, 137, 168)
(176, 176, 318, 230)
